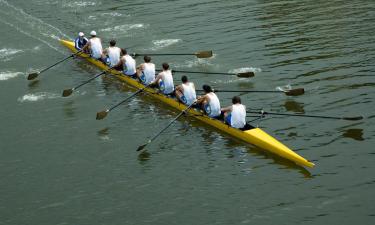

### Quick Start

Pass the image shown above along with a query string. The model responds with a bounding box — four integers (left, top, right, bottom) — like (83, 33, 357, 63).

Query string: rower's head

(121, 48, 127, 55)
(202, 84, 213, 93)
(232, 96, 241, 104)
(90, 30, 97, 37)
(109, 40, 116, 47)
(78, 32, 84, 38)
(181, 75, 188, 83)
(162, 63, 169, 70)
(144, 55, 151, 63)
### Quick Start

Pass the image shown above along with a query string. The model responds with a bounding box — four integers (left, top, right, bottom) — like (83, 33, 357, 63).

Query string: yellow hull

(60, 40, 315, 168)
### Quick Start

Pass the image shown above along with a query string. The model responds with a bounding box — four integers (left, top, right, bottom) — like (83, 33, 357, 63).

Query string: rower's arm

(221, 106, 232, 113)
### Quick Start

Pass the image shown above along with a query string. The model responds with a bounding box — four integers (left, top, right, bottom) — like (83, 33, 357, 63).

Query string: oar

(247, 110, 363, 121)
(196, 88, 304, 96)
(170, 69, 255, 78)
(96, 83, 153, 120)
(27, 50, 82, 80)
(137, 103, 195, 152)
(133, 50, 213, 58)
(62, 67, 113, 97)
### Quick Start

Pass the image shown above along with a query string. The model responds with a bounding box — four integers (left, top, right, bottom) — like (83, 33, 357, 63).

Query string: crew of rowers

(75, 31, 248, 129)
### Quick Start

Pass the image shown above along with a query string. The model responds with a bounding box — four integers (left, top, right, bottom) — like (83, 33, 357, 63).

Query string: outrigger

(60, 39, 315, 168)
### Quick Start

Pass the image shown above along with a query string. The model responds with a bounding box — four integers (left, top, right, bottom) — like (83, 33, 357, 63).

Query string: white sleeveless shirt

(141, 63, 156, 84)
(230, 104, 246, 128)
(159, 70, 174, 94)
(182, 82, 196, 105)
(205, 92, 221, 117)
(122, 54, 136, 75)
(107, 46, 121, 67)
(90, 37, 103, 59)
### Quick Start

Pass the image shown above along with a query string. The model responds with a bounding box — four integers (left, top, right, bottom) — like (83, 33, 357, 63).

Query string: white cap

(78, 32, 84, 37)
(90, 30, 97, 36)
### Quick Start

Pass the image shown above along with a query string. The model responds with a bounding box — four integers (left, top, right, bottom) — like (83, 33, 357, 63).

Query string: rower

(114, 48, 137, 77)
(136, 55, 155, 85)
(151, 63, 174, 95)
(175, 75, 196, 105)
(82, 30, 103, 60)
(196, 84, 221, 118)
(74, 32, 88, 51)
(221, 96, 246, 129)
(102, 39, 121, 67)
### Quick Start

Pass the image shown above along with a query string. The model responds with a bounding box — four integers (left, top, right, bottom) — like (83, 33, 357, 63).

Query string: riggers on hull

(60, 39, 315, 168)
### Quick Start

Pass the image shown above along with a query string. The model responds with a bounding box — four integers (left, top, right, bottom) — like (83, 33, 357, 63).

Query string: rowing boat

(60, 39, 315, 168)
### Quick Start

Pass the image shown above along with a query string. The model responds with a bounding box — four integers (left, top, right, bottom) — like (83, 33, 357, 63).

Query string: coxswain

(221, 96, 246, 129)
(175, 75, 196, 105)
(196, 84, 221, 118)
(151, 63, 174, 95)
(74, 32, 88, 51)
(102, 39, 121, 67)
(82, 30, 103, 60)
(114, 48, 137, 77)
(136, 55, 155, 85)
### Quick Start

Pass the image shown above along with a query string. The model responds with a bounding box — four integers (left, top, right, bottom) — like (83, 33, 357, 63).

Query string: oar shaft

(247, 111, 363, 120)
(108, 87, 146, 112)
(73, 70, 106, 90)
(137, 53, 195, 56)
(196, 89, 281, 93)
(39, 50, 82, 74)
(150, 104, 194, 142)
(172, 70, 236, 75)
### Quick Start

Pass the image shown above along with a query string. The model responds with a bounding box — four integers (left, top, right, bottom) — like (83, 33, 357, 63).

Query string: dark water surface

(1, 0, 374, 224)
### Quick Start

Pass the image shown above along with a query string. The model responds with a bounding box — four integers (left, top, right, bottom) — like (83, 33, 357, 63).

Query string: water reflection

(63, 100, 76, 119)
(283, 100, 305, 113)
(138, 151, 151, 163)
(27, 80, 40, 90)
(342, 128, 364, 141)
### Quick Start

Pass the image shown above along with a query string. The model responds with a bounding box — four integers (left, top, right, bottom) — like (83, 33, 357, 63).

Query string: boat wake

(0, 48, 23, 62)
(150, 39, 182, 51)
(229, 67, 262, 74)
(276, 84, 292, 92)
(0, 71, 24, 81)
(100, 24, 148, 37)
(0, 0, 71, 53)
(18, 92, 60, 103)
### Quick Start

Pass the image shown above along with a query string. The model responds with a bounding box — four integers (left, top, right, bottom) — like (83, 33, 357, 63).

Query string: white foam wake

(0, 0, 71, 53)
(0, 48, 23, 61)
(62, 1, 99, 8)
(229, 67, 262, 74)
(18, 92, 60, 102)
(0, 71, 23, 81)
(150, 39, 182, 51)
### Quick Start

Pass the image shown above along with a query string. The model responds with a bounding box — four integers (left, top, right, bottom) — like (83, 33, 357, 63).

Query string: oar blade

(285, 88, 305, 96)
(237, 72, 255, 78)
(342, 116, 363, 121)
(195, 50, 213, 58)
(27, 72, 39, 80)
(136, 143, 148, 152)
(96, 110, 109, 120)
(62, 89, 73, 97)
